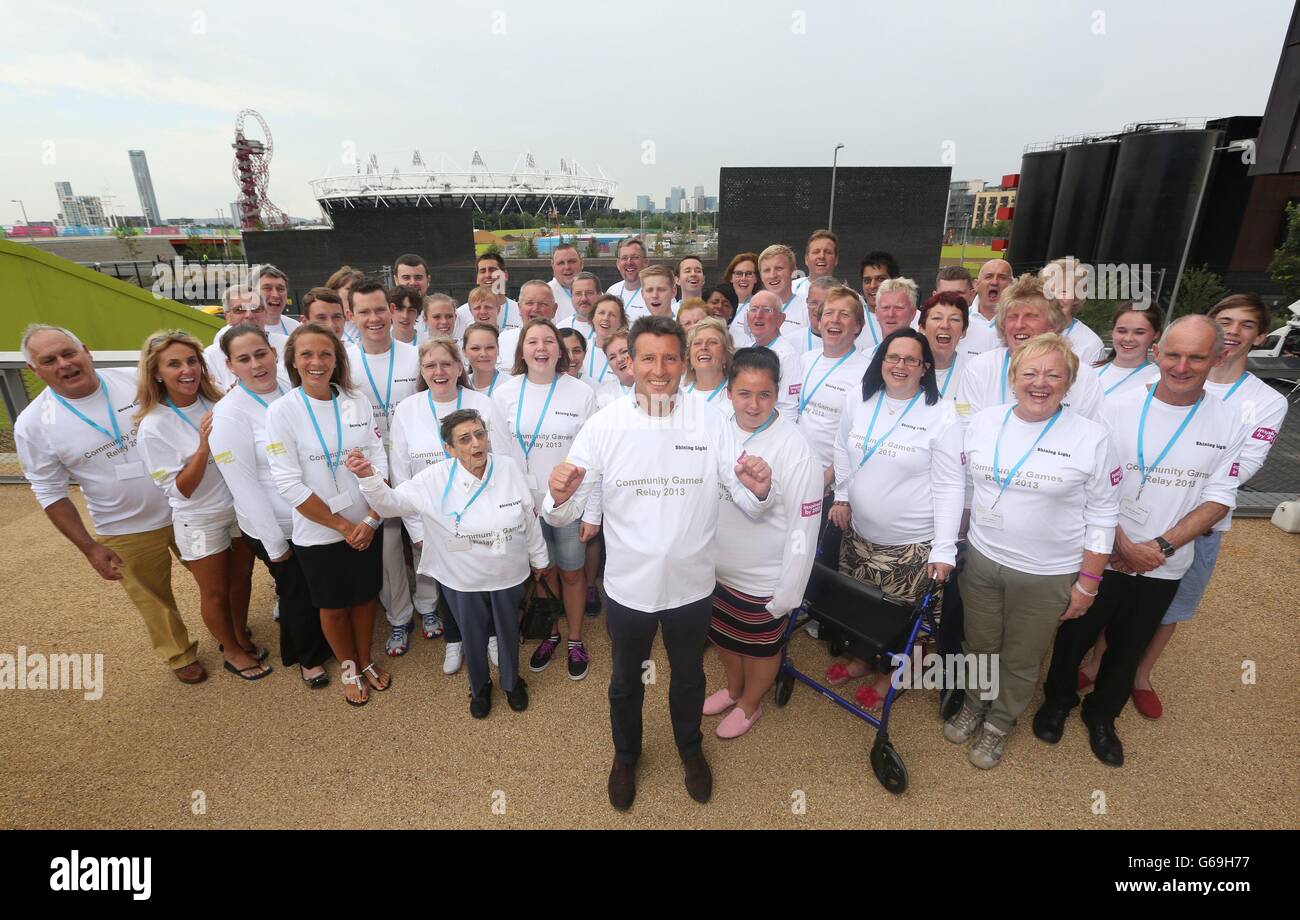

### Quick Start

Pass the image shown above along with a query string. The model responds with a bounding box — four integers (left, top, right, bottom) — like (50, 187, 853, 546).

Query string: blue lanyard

(856, 391, 922, 469)
(487, 370, 500, 396)
(164, 396, 209, 431)
(300, 388, 343, 477)
(866, 313, 880, 346)
(515, 376, 559, 459)
(938, 355, 958, 399)
(360, 340, 395, 416)
(440, 458, 494, 529)
(1102, 361, 1150, 396)
(238, 380, 283, 408)
(743, 410, 778, 445)
(427, 387, 463, 426)
(991, 406, 1060, 507)
(998, 350, 1011, 404)
(799, 351, 853, 413)
(1067, 317, 1077, 334)
(1137, 388, 1202, 494)
(587, 344, 609, 382)
(278, 318, 290, 335)
(806, 327, 818, 351)
(1222, 372, 1248, 401)
(782, 293, 796, 313)
(624, 287, 642, 311)
(500, 300, 512, 329)
(53, 374, 123, 449)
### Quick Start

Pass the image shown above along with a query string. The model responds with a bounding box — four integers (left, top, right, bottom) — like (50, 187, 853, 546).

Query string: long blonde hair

(134, 329, 223, 423)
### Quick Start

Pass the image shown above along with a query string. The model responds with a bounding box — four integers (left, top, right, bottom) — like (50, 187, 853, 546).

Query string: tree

(1268, 201, 1300, 303)
(584, 236, 599, 258)
(1174, 265, 1227, 318)
(113, 224, 143, 260)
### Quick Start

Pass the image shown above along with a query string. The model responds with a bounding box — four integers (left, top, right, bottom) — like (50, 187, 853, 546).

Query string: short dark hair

(439, 408, 484, 449)
(392, 253, 428, 275)
(254, 264, 288, 285)
(860, 251, 899, 279)
(477, 252, 506, 271)
(861, 329, 938, 406)
(919, 292, 971, 331)
(219, 322, 270, 359)
(351, 277, 388, 301)
(560, 327, 588, 356)
(703, 283, 739, 320)
(935, 265, 973, 289)
(388, 285, 424, 314)
(1208, 293, 1271, 335)
(727, 346, 781, 390)
(628, 315, 686, 358)
(301, 287, 342, 312)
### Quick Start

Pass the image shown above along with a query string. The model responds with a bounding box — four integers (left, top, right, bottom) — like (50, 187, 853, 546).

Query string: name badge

(974, 505, 1004, 530)
(327, 493, 353, 513)
(1120, 498, 1150, 526)
(446, 535, 472, 552)
(526, 475, 539, 492)
(115, 462, 145, 481)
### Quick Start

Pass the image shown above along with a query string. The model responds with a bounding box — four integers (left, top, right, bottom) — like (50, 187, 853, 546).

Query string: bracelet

(1073, 581, 1098, 597)
(363, 516, 381, 530)
(1077, 570, 1102, 583)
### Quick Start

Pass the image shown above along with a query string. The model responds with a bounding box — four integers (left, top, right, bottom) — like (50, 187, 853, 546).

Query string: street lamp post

(12, 199, 32, 233)
(828, 144, 845, 231)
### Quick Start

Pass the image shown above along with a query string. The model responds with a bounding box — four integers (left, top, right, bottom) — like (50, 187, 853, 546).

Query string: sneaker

(442, 641, 463, 675)
(943, 700, 983, 744)
(567, 642, 590, 681)
(506, 678, 529, 712)
(420, 610, 444, 640)
(488, 636, 499, 668)
(804, 619, 820, 639)
(529, 634, 561, 672)
(968, 722, 1007, 770)
(272, 599, 280, 622)
(386, 621, 413, 657)
(584, 586, 601, 618)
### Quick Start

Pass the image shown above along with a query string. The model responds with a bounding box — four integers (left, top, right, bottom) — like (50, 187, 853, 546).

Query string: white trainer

(488, 636, 499, 668)
(443, 641, 464, 675)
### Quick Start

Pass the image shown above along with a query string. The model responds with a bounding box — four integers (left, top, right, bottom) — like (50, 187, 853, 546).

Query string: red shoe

(854, 685, 885, 711)
(1077, 670, 1094, 692)
(1132, 687, 1163, 720)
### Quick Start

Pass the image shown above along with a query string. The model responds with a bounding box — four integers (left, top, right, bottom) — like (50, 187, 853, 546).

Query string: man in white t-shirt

(455, 252, 520, 337)
(254, 265, 299, 337)
(496, 281, 559, 371)
(606, 236, 648, 313)
(1040, 256, 1105, 365)
(792, 229, 840, 297)
(860, 277, 920, 356)
(15, 324, 204, 684)
(557, 271, 600, 342)
(543, 315, 775, 811)
(1034, 315, 1246, 767)
(964, 259, 1013, 355)
(205, 285, 288, 392)
(548, 242, 583, 323)
(738, 290, 802, 414)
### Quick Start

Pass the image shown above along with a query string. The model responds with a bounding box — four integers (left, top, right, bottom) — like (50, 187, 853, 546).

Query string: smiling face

(421, 344, 461, 398)
(1011, 348, 1070, 416)
(226, 331, 279, 393)
(805, 238, 838, 279)
(604, 337, 632, 385)
(562, 333, 586, 376)
(818, 293, 863, 352)
(26, 330, 97, 399)
(157, 342, 204, 401)
(293, 332, 337, 391)
(617, 243, 647, 284)
(306, 299, 346, 338)
(1110, 311, 1158, 366)
(1214, 306, 1267, 362)
(522, 324, 561, 376)
(351, 290, 392, 346)
(425, 299, 457, 337)
(592, 298, 625, 345)
(922, 302, 966, 365)
(729, 367, 777, 432)
(463, 329, 499, 376)
(760, 253, 794, 297)
(876, 290, 916, 338)
(690, 326, 726, 375)
(880, 336, 926, 399)
(552, 247, 583, 287)
(519, 284, 557, 322)
(642, 275, 676, 316)
(1002, 300, 1054, 351)
(448, 419, 490, 470)
(728, 259, 758, 300)
(258, 274, 288, 318)
(861, 264, 890, 307)
(224, 290, 268, 328)
(631, 332, 683, 399)
(390, 302, 419, 341)
(394, 263, 428, 297)
(572, 277, 600, 320)
(476, 259, 506, 288)
(746, 291, 785, 346)
(1154, 321, 1220, 403)
(706, 290, 735, 323)
(677, 259, 704, 296)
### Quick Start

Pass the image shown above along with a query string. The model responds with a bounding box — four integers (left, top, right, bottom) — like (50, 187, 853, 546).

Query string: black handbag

(519, 576, 561, 641)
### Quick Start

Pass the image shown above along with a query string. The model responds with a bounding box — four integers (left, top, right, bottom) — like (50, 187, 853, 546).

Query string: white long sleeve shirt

(1203, 372, 1287, 533)
(14, 367, 170, 536)
(794, 347, 870, 469)
(1104, 385, 1246, 577)
(137, 397, 234, 524)
(358, 454, 548, 592)
(265, 385, 388, 546)
(964, 405, 1121, 576)
(543, 391, 774, 612)
(715, 414, 822, 617)
(1096, 361, 1160, 401)
(209, 383, 293, 558)
(955, 346, 1104, 424)
(204, 331, 290, 394)
(833, 392, 965, 565)
(345, 339, 420, 450)
(1063, 317, 1105, 366)
(491, 373, 597, 504)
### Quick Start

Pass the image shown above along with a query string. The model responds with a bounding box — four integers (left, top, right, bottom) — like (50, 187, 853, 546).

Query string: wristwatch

(1154, 536, 1175, 558)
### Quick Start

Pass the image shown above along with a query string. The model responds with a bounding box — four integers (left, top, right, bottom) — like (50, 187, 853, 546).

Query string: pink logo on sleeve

(788, 383, 802, 396)
(1230, 462, 1240, 478)
(1109, 467, 1123, 487)
(960, 451, 968, 465)
(1251, 427, 1277, 443)
(801, 500, 821, 517)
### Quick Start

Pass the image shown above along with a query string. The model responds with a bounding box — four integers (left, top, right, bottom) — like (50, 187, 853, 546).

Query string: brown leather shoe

(173, 661, 207, 684)
(683, 752, 713, 804)
(608, 759, 636, 811)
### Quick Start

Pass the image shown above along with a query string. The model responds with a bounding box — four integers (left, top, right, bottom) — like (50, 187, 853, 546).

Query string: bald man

(964, 259, 1012, 354)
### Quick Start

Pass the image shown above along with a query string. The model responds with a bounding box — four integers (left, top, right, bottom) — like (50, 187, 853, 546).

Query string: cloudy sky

(0, 0, 1292, 224)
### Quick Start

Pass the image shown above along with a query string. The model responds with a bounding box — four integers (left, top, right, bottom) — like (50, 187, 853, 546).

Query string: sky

(0, 0, 1293, 224)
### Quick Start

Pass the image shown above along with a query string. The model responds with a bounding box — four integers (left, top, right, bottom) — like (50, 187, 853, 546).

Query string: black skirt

(292, 536, 383, 610)
(709, 581, 788, 659)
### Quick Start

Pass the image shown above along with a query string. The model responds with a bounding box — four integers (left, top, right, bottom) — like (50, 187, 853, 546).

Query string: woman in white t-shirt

(463, 322, 505, 397)
(134, 330, 269, 681)
(211, 324, 332, 688)
(1093, 303, 1162, 400)
(584, 295, 627, 390)
(920, 291, 972, 403)
(683, 317, 734, 406)
(560, 327, 591, 389)
(266, 324, 391, 706)
(492, 318, 600, 680)
(596, 330, 635, 409)
(825, 329, 964, 710)
(948, 333, 1119, 770)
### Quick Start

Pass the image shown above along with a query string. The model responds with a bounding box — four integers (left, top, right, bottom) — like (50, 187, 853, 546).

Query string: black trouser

(244, 535, 332, 669)
(606, 594, 713, 765)
(1042, 570, 1181, 722)
(817, 493, 843, 573)
(936, 542, 968, 658)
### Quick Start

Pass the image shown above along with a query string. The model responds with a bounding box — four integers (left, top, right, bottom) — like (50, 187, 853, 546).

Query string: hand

(270, 548, 293, 563)
(1060, 583, 1097, 621)
(413, 541, 422, 552)
(84, 543, 124, 581)
(927, 562, 954, 584)
(735, 454, 771, 499)
(822, 465, 835, 493)
(828, 501, 851, 530)
(549, 462, 586, 506)
(532, 565, 554, 582)
(197, 410, 214, 452)
(1118, 539, 1164, 574)
(345, 520, 374, 551)
(579, 522, 601, 543)
(344, 448, 374, 478)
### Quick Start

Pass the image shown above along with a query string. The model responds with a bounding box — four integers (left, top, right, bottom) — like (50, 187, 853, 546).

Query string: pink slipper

(716, 704, 762, 739)
(703, 687, 738, 716)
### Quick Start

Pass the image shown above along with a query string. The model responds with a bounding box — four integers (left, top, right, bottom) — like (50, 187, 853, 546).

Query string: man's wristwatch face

(1155, 536, 1175, 557)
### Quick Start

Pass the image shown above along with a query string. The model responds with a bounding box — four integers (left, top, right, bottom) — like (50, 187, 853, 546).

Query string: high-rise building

(53, 181, 106, 227)
(636, 195, 655, 212)
(669, 186, 686, 213)
(704, 196, 718, 211)
(945, 179, 986, 236)
(971, 182, 1017, 230)
(128, 150, 162, 226)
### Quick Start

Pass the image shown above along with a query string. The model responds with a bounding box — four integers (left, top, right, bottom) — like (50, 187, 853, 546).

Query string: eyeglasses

(882, 354, 923, 368)
(731, 271, 756, 279)
(749, 306, 780, 316)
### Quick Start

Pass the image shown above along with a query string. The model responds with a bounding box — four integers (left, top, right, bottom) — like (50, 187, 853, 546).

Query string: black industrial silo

(1006, 148, 1065, 271)
(1046, 140, 1118, 262)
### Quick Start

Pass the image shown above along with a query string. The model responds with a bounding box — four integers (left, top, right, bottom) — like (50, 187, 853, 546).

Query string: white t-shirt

(204, 331, 290, 394)
(548, 278, 576, 323)
(345, 339, 421, 449)
(209, 382, 293, 558)
(137, 396, 234, 524)
(794, 348, 870, 469)
(731, 290, 810, 339)
(265, 385, 388, 546)
(833, 392, 965, 565)
(715, 414, 822, 617)
(1063, 317, 1105, 366)
(1104, 385, 1246, 577)
(267, 314, 300, 337)
(749, 333, 802, 416)
(607, 280, 646, 318)
(14, 367, 171, 536)
(454, 298, 521, 341)
(542, 391, 774, 612)
(955, 346, 1104, 424)
(962, 305, 1001, 355)
(596, 377, 635, 409)
(933, 346, 980, 403)
(492, 373, 597, 507)
(1193, 372, 1282, 534)
(964, 405, 1121, 576)
(1096, 361, 1160, 401)
(358, 454, 548, 593)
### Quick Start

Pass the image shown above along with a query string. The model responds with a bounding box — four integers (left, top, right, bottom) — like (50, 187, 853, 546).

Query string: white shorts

(174, 515, 241, 562)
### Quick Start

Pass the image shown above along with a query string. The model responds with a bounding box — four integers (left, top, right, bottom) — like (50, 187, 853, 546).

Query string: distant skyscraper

(636, 195, 654, 212)
(669, 186, 686, 213)
(53, 181, 105, 227)
(693, 185, 705, 199)
(128, 150, 162, 226)
(704, 196, 718, 211)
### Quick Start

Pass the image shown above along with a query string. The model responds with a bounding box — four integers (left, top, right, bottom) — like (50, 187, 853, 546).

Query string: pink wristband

(1078, 570, 1102, 583)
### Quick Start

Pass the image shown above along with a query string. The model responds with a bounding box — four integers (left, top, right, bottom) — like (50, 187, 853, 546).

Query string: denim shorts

(540, 519, 585, 571)
(1161, 531, 1223, 624)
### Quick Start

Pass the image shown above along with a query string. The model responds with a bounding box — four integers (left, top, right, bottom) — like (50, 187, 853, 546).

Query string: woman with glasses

(722, 253, 761, 334)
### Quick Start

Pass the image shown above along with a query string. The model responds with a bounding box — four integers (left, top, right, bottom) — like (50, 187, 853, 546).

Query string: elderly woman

(826, 329, 964, 708)
(954, 274, 1104, 422)
(920, 291, 972, 402)
(683, 317, 734, 405)
(347, 409, 549, 717)
(1094, 303, 1162, 399)
(596, 330, 635, 409)
(947, 333, 1119, 769)
(134, 330, 268, 681)
(703, 349, 822, 738)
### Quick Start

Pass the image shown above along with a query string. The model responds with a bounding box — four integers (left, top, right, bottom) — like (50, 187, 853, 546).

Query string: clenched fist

(344, 448, 374, 479)
(549, 462, 587, 506)
(735, 454, 771, 500)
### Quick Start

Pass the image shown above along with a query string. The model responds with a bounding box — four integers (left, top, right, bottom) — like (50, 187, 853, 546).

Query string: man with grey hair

(736, 289, 801, 414)
(15, 324, 204, 683)
(252, 264, 298, 336)
(1035, 314, 1245, 768)
(495, 279, 559, 371)
(859, 277, 920, 356)
(606, 237, 648, 312)
(204, 284, 290, 392)
(557, 271, 601, 342)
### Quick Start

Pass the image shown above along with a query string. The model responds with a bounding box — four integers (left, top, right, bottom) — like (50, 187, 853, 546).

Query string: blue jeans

(1161, 531, 1223, 624)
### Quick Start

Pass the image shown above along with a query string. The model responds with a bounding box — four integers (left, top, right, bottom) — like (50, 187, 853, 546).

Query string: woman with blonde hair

(684, 317, 734, 406)
(134, 329, 269, 680)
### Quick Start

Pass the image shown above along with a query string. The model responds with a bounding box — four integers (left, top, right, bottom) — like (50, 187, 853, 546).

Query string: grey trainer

(943, 700, 984, 744)
(968, 722, 1007, 769)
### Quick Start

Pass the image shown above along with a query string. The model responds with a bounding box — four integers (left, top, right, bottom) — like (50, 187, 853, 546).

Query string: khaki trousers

(98, 525, 198, 669)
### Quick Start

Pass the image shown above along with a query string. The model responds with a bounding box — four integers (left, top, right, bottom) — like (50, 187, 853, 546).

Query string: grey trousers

(442, 581, 526, 696)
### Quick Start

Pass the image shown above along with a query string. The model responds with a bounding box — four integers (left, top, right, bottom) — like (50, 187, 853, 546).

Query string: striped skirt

(839, 530, 939, 609)
(709, 582, 788, 659)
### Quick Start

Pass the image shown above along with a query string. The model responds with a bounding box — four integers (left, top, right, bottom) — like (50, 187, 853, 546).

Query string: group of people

(15, 231, 1286, 811)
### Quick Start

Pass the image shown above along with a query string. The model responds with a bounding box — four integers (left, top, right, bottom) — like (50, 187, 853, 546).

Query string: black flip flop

(301, 668, 330, 689)
(223, 660, 273, 681)
(218, 643, 270, 662)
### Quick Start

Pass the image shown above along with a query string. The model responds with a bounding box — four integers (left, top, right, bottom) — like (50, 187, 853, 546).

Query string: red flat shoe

(854, 685, 885, 711)
(1132, 687, 1163, 720)
(1078, 670, 1094, 692)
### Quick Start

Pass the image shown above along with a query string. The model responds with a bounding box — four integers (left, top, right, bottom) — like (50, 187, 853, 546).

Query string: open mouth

(1012, 333, 1031, 343)
(825, 324, 843, 336)
(935, 333, 952, 345)
(888, 368, 910, 382)
(1026, 387, 1052, 400)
